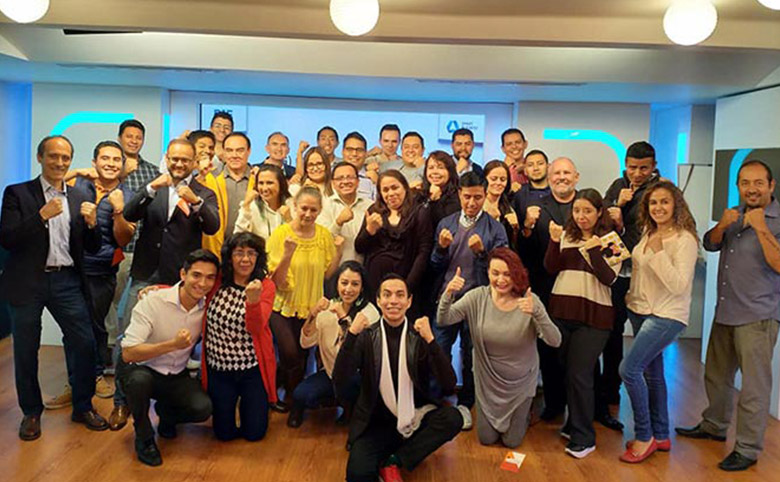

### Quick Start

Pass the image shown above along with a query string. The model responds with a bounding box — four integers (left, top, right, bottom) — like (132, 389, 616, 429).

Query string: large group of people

(1, 111, 779, 479)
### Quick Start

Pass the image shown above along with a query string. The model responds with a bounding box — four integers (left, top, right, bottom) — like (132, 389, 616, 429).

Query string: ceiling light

(663, 0, 718, 46)
(0, 0, 50, 23)
(329, 0, 380, 36)
(757, 0, 780, 10)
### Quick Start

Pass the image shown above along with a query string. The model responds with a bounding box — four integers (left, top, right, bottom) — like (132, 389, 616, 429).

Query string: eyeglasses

(308, 162, 326, 170)
(232, 250, 258, 260)
(344, 147, 366, 154)
(333, 175, 357, 182)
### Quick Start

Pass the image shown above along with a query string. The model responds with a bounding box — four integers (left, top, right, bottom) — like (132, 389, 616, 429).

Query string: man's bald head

(549, 157, 579, 201)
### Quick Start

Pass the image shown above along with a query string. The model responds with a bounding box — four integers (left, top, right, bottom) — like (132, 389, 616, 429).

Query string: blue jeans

(207, 365, 269, 441)
(433, 318, 474, 408)
(620, 311, 685, 441)
(293, 370, 360, 410)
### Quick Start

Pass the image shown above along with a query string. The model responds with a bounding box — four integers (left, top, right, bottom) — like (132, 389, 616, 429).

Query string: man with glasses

(341, 131, 376, 201)
(318, 162, 372, 264)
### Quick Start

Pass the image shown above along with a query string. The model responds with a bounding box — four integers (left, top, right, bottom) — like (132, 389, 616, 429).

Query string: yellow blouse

(266, 223, 335, 318)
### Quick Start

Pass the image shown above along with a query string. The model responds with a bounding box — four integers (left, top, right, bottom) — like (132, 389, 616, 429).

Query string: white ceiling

(0, 1, 779, 105)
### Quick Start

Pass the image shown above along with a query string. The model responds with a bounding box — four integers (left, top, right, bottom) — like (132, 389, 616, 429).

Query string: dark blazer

(0, 177, 101, 305)
(332, 321, 456, 444)
(123, 179, 219, 284)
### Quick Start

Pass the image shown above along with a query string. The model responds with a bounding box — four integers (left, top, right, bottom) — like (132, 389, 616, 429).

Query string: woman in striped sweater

(544, 188, 621, 459)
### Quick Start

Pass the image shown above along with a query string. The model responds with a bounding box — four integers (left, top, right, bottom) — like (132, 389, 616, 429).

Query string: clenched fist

(336, 205, 354, 226)
(468, 233, 485, 254)
(177, 185, 200, 205)
(429, 184, 442, 202)
(39, 198, 63, 221)
(310, 296, 330, 318)
(549, 221, 563, 243)
(80, 202, 97, 227)
(349, 312, 371, 335)
(718, 208, 740, 230)
(505, 212, 519, 229)
(245, 279, 264, 304)
(365, 212, 384, 236)
(607, 206, 623, 229)
(279, 205, 292, 222)
(524, 206, 541, 229)
(108, 189, 125, 212)
(283, 235, 298, 256)
(413, 316, 434, 343)
(149, 173, 173, 191)
(616, 187, 635, 207)
(438, 228, 454, 249)
(744, 207, 768, 232)
(172, 329, 193, 349)
(456, 157, 469, 174)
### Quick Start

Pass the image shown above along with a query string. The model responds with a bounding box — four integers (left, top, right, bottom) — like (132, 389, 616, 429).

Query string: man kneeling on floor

(119, 249, 217, 466)
(332, 273, 463, 482)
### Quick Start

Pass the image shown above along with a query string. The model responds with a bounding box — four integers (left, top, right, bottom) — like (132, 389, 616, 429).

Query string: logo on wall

(199, 104, 248, 132)
(438, 114, 485, 143)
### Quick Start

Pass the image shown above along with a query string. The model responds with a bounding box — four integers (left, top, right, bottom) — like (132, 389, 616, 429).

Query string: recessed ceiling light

(663, 0, 718, 46)
(757, 0, 780, 10)
(0, 0, 49, 23)
(329, 0, 380, 37)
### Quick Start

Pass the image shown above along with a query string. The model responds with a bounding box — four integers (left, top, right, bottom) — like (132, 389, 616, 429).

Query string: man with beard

(512, 149, 550, 230)
(516, 157, 578, 421)
(108, 139, 219, 430)
(677, 160, 780, 472)
(452, 128, 483, 177)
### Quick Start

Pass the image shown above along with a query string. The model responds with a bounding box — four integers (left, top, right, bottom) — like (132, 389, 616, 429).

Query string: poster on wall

(199, 104, 248, 132)
(712, 148, 780, 220)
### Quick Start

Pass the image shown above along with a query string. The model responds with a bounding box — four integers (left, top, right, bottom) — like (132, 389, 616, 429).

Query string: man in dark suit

(0, 135, 110, 440)
(108, 138, 219, 429)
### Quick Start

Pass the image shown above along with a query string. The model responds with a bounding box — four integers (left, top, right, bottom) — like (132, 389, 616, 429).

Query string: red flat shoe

(620, 439, 658, 463)
(626, 438, 671, 452)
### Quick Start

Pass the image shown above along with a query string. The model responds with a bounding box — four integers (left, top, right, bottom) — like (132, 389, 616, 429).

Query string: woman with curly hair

(289, 146, 333, 197)
(618, 181, 698, 463)
(437, 247, 560, 448)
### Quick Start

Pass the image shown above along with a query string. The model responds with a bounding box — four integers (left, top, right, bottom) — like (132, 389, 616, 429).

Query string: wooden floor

(1, 337, 778, 481)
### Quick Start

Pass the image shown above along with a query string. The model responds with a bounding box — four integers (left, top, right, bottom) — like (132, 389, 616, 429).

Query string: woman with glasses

(266, 186, 344, 411)
(235, 164, 293, 240)
(201, 232, 277, 441)
(289, 146, 333, 198)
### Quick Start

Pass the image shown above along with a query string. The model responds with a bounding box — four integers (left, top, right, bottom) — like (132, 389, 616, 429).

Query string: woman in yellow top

(266, 186, 343, 410)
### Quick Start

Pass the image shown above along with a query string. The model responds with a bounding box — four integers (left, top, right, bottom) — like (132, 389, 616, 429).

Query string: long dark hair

(330, 261, 370, 319)
(372, 169, 415, 219)
(220, 232, 268, 288)
(483, 160, 513, 216)
(564, 188, 614, 242)
(255, 163, 291, 206)
(421, 151, 459, 202)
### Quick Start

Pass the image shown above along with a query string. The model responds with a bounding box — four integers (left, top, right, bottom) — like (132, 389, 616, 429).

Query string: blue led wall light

(49, 112, 135, 136)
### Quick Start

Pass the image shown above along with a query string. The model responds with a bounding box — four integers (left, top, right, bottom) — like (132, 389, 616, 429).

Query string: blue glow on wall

(162, 113, 171, 153)
(49, 111, 134, 135)
(543, 129, 627, 172)
(728, 149, 753, 208)
(676, 132, 688, 164)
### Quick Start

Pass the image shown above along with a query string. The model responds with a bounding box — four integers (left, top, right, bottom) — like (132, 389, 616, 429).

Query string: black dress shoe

(596, 413, 624, 431)
(718, 451, 757, 471)
(19, 415, 41, 441)
(71, 410, 109, 431)
(135, 438, 163, 467)
(675, 424, 726, 441)
(287, 407, 304, 428)
(157, 420, 177, 439)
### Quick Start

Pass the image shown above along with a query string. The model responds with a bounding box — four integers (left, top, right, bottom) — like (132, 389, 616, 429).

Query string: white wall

(30, 83, 166, 345)
(169, 91, 514, 165)
(710, 85, 780, 418)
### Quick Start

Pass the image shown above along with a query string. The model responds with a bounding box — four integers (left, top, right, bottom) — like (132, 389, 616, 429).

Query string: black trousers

(84, 273, 117, 372)
(538, 338, 567, 413)
(119, 362, 212, 442)
(346, 406, 462, 482)
(557, 319, 610, 447)
(269, 311, 307, 401)
(597, 276, 629, 409)
(11, 269, 96, 415)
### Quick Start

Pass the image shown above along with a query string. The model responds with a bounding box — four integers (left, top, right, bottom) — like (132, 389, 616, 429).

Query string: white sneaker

(565, 442, 596, 459)
(186, 357, 200, 371)
(456, 405, 472, 431)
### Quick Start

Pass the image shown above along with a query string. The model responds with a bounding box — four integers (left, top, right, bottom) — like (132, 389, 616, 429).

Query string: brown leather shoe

(109, 405, 130, 431)
(71, 410, 109, 431)
(19, 415, 41, 441)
